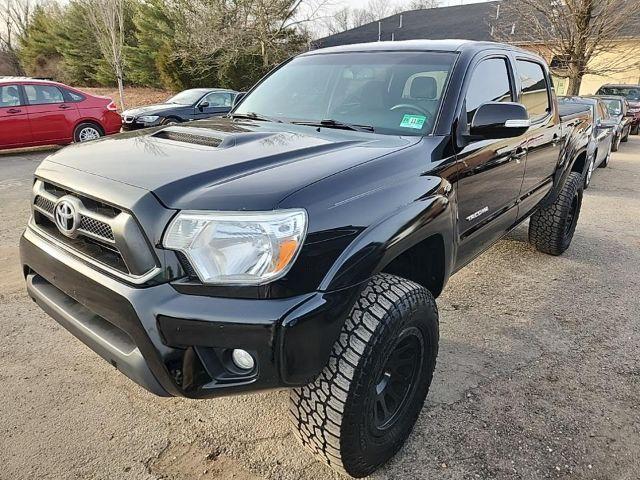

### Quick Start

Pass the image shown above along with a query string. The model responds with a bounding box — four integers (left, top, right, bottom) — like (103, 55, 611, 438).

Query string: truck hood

(41, 118, 421, 210)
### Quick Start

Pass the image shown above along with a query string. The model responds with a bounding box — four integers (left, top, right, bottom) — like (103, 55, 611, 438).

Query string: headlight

(163, 209, 307, 285)
(138, 115, 160, 123)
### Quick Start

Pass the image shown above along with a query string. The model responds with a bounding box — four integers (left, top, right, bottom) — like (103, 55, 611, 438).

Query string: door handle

(59, 104, 71, 110)
(7, 108, 21, 114)
(511, 146, 527, 162)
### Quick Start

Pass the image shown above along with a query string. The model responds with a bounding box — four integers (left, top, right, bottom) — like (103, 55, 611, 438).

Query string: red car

(0, 78, 121, 150)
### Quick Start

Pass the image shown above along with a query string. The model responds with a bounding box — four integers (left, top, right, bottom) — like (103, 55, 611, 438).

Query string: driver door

(455, 55, 528, 269)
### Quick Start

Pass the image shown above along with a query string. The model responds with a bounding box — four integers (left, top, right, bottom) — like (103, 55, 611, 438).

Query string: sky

(330, 0, 489, 9)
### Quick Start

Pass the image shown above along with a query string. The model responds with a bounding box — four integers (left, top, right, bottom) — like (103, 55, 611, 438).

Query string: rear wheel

(73, 122, 103, 143)
(289, 274, 439, 478)
(529, 172, 583, 256)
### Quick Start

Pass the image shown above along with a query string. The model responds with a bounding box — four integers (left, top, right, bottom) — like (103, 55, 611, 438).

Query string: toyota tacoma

(21, 40, 590, 478)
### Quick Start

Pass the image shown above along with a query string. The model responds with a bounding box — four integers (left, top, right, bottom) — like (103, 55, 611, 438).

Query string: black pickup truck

(21, 40, 590, 477)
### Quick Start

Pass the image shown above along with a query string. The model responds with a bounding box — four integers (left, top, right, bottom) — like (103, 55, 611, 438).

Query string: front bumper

(121, 118, 161, 131)
(21, 226, 362, 398)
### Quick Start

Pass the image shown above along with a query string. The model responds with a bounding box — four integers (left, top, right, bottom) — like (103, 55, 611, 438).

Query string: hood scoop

(152, 129, 223, 147)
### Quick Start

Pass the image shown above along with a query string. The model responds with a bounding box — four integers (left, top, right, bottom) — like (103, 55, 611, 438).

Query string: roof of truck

(303, 39, 529, 56)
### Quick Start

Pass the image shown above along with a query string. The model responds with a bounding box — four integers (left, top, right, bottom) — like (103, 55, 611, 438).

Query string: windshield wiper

(293, 119, 375, 132)
(229, 112, 283, 123)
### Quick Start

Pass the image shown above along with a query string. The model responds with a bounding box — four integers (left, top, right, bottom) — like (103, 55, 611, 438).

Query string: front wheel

(529, 172, 583, 256)
(73, 122, 103, 143)
(289, 274, 439, 478)
(599, 145, 611, 168)
(584, 155, 595, 189)
(621, 126, 630, 142)
(611, 134, 621, 152)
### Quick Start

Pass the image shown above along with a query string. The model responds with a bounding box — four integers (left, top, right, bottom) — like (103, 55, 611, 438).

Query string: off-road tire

(529, 172, 583, 256)
(289, 274, 439, 478)
(73, 122, 103, 143)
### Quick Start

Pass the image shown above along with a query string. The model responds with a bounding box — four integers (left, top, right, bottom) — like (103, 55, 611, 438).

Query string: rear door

(193, 92, 234, 119)
(0, 84, 32, 148)
(455, 54, 527, 268)
(24, 83, 80, 144)
(515, 58, 561, 204)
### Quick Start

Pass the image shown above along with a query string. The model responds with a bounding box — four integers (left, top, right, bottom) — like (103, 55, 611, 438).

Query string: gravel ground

(1, 138, 639, 480)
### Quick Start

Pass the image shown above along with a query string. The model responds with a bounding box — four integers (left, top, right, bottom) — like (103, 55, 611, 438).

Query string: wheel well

(381, 234, 445, 298)
(74, 120, 104, 135)
(571, 151, 587, 175)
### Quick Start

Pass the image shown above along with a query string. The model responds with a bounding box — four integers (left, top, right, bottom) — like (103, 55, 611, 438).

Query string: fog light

(231, 349, 255, 370)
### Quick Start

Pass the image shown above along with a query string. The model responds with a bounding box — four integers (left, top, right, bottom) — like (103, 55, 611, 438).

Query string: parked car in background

(0, 77, 121, 150)
(595, 84, 640, 135)
(121, 88, 238, 130)
(591, 95, 631, 150)
(559, 96, 615, 187)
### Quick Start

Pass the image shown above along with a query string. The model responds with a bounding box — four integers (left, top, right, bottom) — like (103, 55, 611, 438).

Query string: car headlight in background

(138, 115, 160, 123)
(163, 209, 308, 285)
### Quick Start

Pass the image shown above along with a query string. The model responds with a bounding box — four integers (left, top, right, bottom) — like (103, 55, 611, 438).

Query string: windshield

(234, 51, 457, 136)
(166, 89, 206, 105)
(598, 87, 640, 101)
(601, 98, 622, 114)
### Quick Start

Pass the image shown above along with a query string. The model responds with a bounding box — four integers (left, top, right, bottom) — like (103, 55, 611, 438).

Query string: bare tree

(0, 0, 33, 75)
(84, 0, 126, 109)
(493, 0, 640, 95)
(323, 6, 351, 35)
(407, 0, 439, 9)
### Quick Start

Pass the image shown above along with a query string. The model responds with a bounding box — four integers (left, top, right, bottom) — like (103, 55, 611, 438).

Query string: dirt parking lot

(1, 138, 639, 480)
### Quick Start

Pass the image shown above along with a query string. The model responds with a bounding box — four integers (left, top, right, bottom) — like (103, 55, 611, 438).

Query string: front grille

(31, 180, 158, 282)
(35, 193, 115, 242)
(79, 216, 115, 241)
(34, 195, 55, 214)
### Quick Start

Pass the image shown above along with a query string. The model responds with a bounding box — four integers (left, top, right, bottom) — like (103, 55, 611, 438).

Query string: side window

(24, 85, 65, 105)
(464, 58, 512, 124)
(0, 85, 22, 107)
(203, 92, 231, 107)
(516, 60, 550, 122)
(598, 102, 609, 120)
(65, 89, 85, 102)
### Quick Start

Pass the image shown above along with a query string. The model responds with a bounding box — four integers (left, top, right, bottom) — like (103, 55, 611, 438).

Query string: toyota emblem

(54, 197, 80, 237)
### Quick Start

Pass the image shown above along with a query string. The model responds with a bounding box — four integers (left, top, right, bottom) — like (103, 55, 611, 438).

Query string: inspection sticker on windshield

(400, 114, 426, 129)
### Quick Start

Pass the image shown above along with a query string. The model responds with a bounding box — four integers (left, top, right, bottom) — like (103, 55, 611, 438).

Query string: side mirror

(198, 101, 209, 111)
(469, 102, 530, 139)
(232, 92, 246, 108)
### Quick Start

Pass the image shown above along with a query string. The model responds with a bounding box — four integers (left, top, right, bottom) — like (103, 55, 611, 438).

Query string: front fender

(318, 177, 456, 292)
